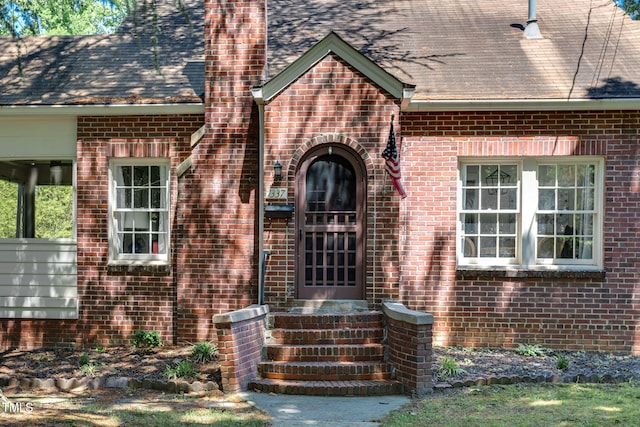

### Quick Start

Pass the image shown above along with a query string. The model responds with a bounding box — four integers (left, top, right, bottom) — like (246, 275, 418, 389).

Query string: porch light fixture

(273, 161, 283, 181)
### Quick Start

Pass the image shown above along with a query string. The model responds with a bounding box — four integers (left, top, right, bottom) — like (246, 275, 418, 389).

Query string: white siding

(0, 239, 77, 319)
(0, 116, 76, 158)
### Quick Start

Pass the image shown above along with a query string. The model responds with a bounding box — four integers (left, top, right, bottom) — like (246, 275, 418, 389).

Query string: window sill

(108, 260, 170, 274)
(456, 266, 605, 280)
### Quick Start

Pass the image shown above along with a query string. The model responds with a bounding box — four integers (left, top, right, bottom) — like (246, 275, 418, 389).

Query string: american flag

(381, 119, 407, 199)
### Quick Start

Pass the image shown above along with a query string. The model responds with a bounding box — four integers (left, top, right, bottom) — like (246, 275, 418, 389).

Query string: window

(458, 158, 602, 269)
(0, 160, 74, 239)
(109, 160, 170, 263)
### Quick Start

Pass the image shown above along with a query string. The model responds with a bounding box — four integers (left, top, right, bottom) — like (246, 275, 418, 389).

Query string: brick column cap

(383, 301, 434, 325)
(212, 304, 269, 324)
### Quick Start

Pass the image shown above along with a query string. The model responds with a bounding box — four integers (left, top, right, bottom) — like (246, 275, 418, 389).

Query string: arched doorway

(295, 145, 366, 299)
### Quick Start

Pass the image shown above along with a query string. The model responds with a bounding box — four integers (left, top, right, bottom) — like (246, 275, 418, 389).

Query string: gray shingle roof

(1, 0, 639, 106)
(266, 0, 640, 101)
(0, 0, 203, 106)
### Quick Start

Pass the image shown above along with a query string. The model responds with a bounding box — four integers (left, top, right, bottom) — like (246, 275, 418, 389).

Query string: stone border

(434, 372, 635, 391)
(0, 376, 222, 394)
(1, 372, 635, 395)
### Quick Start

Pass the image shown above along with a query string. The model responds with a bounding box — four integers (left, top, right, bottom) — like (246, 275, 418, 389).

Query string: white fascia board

(0, 103, 204, 116)
(406, 98, 640, 112)
(258, 32, 409, 103)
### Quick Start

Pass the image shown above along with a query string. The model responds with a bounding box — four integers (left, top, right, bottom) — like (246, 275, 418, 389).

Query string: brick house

(0, 0, 639, 363)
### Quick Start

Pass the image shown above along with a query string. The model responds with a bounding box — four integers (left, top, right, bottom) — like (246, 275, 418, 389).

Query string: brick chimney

(204, 0, 266, 130)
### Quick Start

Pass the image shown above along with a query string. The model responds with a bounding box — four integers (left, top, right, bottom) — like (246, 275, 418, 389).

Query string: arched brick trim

(288, 134, 374, 178)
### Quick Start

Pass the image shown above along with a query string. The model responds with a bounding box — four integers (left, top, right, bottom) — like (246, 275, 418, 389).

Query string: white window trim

(108, 158, 171, 266)
(457, 157, 604, 271)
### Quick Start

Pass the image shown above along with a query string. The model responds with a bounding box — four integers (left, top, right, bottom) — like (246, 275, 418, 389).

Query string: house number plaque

(267, 187, 288, 200)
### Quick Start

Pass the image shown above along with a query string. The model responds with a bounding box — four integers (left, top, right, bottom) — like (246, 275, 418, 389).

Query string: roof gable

(252, 32, 414, 104)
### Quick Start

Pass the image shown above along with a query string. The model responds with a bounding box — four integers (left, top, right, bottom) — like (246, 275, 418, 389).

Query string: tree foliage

(0, 0, 130, 36)
(618, 0, 640, 19)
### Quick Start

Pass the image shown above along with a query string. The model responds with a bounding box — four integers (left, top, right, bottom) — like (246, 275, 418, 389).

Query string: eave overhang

(406, 98, 640, 112)
(0, 103, 205, 116)
(252, 31, 415, 105)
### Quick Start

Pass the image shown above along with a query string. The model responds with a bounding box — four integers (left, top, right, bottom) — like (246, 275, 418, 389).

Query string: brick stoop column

(383, 302, 434, 396)
(212, 305, 269, 393)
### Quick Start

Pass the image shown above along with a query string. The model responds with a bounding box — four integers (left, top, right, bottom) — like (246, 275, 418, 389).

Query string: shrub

(131, 330, 162, 349)
(515, 343, 546, 357)
(191, 341, 218, 364)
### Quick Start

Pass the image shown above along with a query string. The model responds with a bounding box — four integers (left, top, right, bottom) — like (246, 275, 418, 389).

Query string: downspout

(255, 97, 265, 306)
(255, 0, 269, 306)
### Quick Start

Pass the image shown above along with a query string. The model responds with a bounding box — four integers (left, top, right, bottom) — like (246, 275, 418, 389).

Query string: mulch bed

(0, 346, 222, 393)
(1, 345, 639, 394)
(432, 346, 640, 389)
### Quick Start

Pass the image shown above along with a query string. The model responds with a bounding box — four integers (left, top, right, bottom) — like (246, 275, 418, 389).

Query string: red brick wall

(0, 114, 203, 350)
(261, 54, 402, 310)
(261, 55, 640, 354)
(397, 111, 639, 353)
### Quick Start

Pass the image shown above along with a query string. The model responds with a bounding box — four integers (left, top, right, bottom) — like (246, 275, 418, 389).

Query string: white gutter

(406, 98, 640, 112)
(0, 103, 204, 116)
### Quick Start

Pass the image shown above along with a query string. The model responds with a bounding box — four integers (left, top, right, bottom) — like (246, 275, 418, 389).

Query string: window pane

(576, 188, 595, 210)
(463, 213, 478, 234)
(463, 236, 477, 257)
(134, 188, 149, 208)
(538, 189, 555, 210)
(117, 166, 132, 186)
(558, 165, 575, 187)
(479, 213, 497, 234)
(576, 214, 593, 235)
(134, 166, 148, 186)
(500, 188, 517, 210)
(556, 214, 573, 235)
(576, 238, 593, 259)
(480, 189, 498, 210)
(499, 237, 516, 257)
(464, 189, 478, 209)
(537, 237, 555, 258)
(150, 166, 161, 186)
(537, 214, 554, 235)
(498, 213, 516, 234)
(465, 165, 480, 185)
(479, 236, 496, 257)
(557, 188, 574, 210)
(538, 165, 556, 186)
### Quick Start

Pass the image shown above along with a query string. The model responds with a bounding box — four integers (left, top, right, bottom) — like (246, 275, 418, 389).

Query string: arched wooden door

(295, 145, 366, 299)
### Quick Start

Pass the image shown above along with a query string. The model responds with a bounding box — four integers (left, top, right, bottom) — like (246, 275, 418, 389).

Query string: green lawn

(383, 382, 640, 427)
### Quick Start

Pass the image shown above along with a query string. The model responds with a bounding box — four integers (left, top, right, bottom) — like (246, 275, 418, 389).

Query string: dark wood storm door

(296, 146, 365, 300)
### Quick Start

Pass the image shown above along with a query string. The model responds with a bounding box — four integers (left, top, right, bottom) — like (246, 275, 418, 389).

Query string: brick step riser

(248, 379, 402, 396)
(265, 345, 385, 362)
(258, 363, 393, 381)
(271, 328, 384, 345)
(272, 313, 384, 330)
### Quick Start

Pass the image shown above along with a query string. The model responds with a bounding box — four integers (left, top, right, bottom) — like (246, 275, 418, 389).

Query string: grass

(383, 382, 640, 427)
(0, 390, 270, 427)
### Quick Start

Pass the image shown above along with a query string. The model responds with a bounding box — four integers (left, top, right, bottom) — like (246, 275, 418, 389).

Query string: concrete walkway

(239, 391, 410, 426)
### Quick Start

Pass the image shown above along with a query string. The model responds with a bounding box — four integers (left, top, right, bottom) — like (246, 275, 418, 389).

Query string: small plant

(438, 356, 463, 379)
(94, 345, 106, 353)
(78, 353, 91, 366)
(515, 343, 546, 357)
(80, 363, 97, 377)
(191, 341, 218, 364)
(131, 330, 162, 349)
(556, 354, 571, 370)
(162, 359, 199, 381)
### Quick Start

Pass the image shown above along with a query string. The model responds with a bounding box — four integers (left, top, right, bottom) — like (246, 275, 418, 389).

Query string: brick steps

(249, 378, 401, 396)
(249, 310, 401, 396)
(258, 361, 394, 380)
